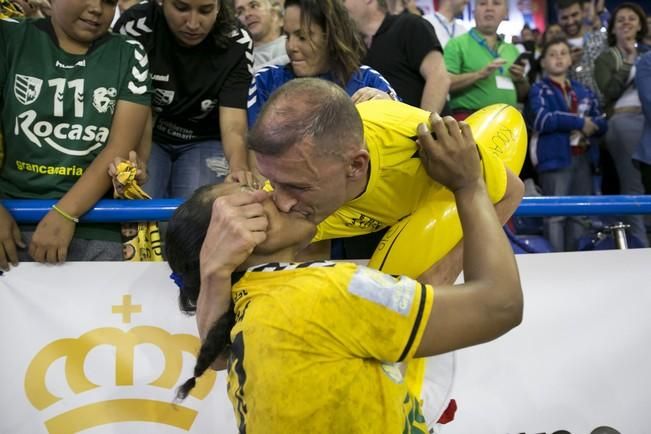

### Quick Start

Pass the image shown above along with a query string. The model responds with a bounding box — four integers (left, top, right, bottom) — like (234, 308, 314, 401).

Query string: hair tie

(170, 272, 184, 288)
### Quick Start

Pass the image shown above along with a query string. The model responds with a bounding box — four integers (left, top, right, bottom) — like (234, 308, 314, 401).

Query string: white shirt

(253, 36, 289, 73)
(424, 11, 468, 48)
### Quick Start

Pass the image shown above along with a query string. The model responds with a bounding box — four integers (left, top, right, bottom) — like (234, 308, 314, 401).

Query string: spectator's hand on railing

(350, 87, 393, 104)
(0, 204, 24, 271)
(29, 209, 75, 264)
(582, 117, 599, 137)
(478, 59, 507, 79)
(109, 151, 147, 195)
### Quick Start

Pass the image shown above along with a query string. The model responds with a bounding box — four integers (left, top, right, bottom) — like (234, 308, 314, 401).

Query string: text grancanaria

(16, 160, 84, 176)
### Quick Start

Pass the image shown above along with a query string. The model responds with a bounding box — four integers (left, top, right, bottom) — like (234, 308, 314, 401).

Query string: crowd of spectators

(1, 0, 651, 268)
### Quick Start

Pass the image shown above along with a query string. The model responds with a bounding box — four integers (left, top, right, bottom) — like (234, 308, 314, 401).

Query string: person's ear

(347, 149, 370, 180)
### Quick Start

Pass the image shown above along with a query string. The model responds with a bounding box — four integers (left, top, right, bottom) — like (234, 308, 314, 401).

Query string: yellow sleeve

(477, 142, 508, 204)
(356, 99, 431, 136)
(317, 265, 434, 363)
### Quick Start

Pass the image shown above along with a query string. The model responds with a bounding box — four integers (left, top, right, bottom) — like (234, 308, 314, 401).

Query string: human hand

(29, 209, 76, 264)
(13, 0, 44, 17)
(509, 62, 526, 82)
(582, 116, 599, 137)
(109, 150, 148, 196)
(570, 46, 583, 64)
(0, 204, 25, 271)
(417, 113, 482, 193)
(478, 59, 507, 79)
(225, 170, 265, 189)
(199, 189, 270, 280)
(350, 87, 393, 104)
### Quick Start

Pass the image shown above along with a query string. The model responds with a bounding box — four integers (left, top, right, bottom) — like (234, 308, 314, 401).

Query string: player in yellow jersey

(167, 113, 523, 433)
(249, 78, 520, 244)
(193, 78, 524, 428)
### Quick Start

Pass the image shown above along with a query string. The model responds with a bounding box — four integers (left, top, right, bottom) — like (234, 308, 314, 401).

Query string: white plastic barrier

(444, 249, 651, 434)
(1, 249, 650, 434)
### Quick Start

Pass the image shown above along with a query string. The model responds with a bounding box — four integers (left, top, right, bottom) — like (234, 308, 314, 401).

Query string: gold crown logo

(24, 326, 217, 433)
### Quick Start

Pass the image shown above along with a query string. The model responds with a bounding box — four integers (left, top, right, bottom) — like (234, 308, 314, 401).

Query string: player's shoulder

(246, 261, 346, 274)
(394, 12, 435, 34)
(226, 25, 253, 51)
(357, 99, 428, 125)
(254, 64, 291, 83)
(94, 31, 147, 67)
(0, 17, 37, 42)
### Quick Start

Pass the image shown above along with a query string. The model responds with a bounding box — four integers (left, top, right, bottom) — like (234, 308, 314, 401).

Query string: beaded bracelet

(52, 204, 79, 223)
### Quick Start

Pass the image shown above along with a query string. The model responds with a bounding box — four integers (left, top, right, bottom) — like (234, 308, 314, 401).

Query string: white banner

(1, 250, 650, 434)
(444, 249, 651, 434)
(0, 262, 237, 434)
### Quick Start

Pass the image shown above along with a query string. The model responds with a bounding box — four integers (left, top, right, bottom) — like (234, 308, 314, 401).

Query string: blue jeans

(144, 140, 229, 199)
(539, 153, 593, 252)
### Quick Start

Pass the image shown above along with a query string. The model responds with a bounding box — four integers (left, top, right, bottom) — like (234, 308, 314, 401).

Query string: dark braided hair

(176, 302, 235, 400)
(165, 184, 238, 400)
(165, 185, 218, 314)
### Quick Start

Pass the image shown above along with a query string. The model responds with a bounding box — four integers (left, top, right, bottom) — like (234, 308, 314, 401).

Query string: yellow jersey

(313, 100, 508, 241)
(227, 261, 434, 434)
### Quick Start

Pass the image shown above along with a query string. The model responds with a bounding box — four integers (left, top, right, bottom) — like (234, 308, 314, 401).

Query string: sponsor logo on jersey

(347, 266, 416, 316)
(153, 88, 175, 107)
(92, 87, 118, 114)
(151, 74, 169, 82)
(189, 99, 218, 121)
(14, 74, 43, 105)
(381, 363, 404, 384)
(55, 59, 86, 69)
(15, 110, 107, 156)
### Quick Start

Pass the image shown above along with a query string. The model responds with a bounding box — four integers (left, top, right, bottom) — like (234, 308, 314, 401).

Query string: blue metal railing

(2, 196, 651, 223)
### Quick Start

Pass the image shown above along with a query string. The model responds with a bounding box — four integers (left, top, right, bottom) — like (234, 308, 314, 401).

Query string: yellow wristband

(52, 204, 79, 223)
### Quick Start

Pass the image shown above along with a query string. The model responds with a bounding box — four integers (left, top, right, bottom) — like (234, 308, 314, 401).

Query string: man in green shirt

(444, 0, 529, 119)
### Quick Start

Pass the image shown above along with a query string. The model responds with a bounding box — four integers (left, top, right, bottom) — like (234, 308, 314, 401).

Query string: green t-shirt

(444, 29, 519, 111)
(0, 18, 151, 240)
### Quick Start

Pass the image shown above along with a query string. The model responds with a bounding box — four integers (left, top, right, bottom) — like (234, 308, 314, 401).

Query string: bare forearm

(449, 71, 483, 93)
(494, 169, 525, 223)
(220, 107, 249, 172)
(417, 173, 522, 286)
(57, 147, 126, 216)
(421, 75, 449, 114)
(222, 134, 249, 172)
(456, 181, 522, 318)
(135, 111, 153, 163)
(419, 51, 450, 113)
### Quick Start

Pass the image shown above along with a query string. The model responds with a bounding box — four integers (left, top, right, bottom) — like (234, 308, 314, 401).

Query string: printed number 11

(48, 78, 84, 118)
